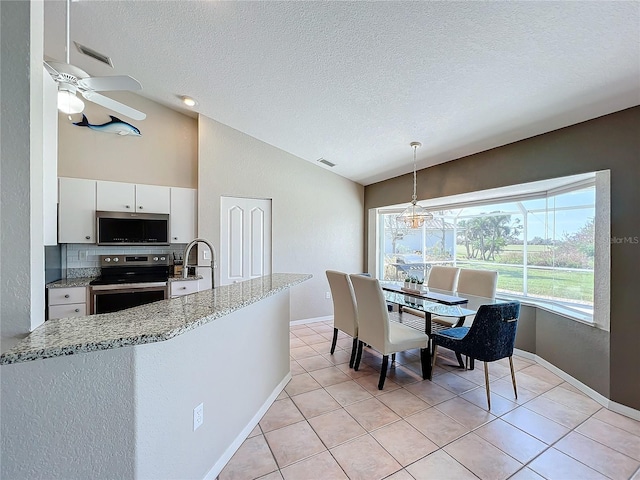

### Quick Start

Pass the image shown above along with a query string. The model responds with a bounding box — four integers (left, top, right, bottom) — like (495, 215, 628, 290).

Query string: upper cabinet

(59, 178, 195, 244)
(96, 181, 135, 212)
(136, 184, 171, 214)
(170, 187, 197, 243)
(58, 177, 96, 244)
(96, 181, 170, 214)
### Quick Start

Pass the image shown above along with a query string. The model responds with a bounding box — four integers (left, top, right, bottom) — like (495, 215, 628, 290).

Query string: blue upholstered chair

(431, 301, 521, 410)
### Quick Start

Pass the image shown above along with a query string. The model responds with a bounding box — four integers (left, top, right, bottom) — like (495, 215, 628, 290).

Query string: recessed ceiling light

(180, 95, 197, 107)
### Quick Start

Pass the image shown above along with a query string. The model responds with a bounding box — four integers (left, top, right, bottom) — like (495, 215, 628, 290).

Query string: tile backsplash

(65, 244, 187, 270)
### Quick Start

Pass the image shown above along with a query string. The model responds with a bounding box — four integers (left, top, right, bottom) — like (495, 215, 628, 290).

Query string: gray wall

(365, 107, 640, 410)
(198, 115, 365, 322)
(0, 0, 46, 352)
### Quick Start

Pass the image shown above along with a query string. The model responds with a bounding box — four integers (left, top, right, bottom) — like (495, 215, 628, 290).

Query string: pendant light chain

(412, 143, 418, 204)
(397, 141, 433, 228)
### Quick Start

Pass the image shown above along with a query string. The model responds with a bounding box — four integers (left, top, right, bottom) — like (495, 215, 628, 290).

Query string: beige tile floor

(219, 320, 640, 480)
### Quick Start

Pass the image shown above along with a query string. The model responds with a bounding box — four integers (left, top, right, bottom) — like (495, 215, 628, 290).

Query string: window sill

(496, 294, 595, 326)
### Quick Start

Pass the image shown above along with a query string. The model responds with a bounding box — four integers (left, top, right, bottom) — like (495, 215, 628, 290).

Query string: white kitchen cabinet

(96, 181, 136, 212)
(170, 187, 197, 243)
(48, 287, 87, 320)
(97, 181, 170, 214)
(136, 184, 170, 214)
(170, 280, 199, 298)
(58, 177, 96, 244)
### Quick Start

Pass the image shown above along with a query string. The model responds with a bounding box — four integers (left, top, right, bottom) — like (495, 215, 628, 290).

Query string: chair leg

(378, 355, 389, 390)
(420, 347, 431, 380)
(484, 362, 491, 410)
(455, 352, 465, 368)
(348, 337, 358, 368)
(469, 357, 475, 370)
(330, 328, 338, 354)
(391, 353, 396, 364)
(509, 356, 518, 399)
(354, 341, 364, 371)
(431, 344, 438, 374)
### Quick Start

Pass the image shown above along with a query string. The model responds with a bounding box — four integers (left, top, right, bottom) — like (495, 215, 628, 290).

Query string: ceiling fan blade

(78, 75, 142, 92)
(43, 60, 61, 77)
(81, 91, 146, 121)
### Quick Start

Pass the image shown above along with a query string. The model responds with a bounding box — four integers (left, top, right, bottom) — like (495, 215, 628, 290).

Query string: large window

(378, 174, 600, 318)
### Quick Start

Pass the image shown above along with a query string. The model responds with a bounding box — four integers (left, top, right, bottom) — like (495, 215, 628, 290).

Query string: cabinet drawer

(171, 280, 199, 297)
(49, 303, 86, 320)
(49, 287, 87, 305)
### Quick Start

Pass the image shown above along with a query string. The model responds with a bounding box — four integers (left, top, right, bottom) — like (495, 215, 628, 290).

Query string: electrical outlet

(325, 291, 331, 299)
(203, 250, 210, 260)
(78, 250, 88, 261)
(193, 403, 204, 431)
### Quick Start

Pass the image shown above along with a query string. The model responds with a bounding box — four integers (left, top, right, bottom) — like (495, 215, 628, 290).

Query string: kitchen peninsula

(1, 273, 311, 480)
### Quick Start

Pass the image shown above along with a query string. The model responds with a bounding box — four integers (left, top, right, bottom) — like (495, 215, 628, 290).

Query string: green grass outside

(455, 261, 593, 304)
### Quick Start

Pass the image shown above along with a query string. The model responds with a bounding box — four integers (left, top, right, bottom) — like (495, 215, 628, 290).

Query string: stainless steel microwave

(96, 211, 170, 246)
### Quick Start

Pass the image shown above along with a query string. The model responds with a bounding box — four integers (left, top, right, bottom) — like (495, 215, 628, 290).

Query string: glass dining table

(379, 281, 477, 379)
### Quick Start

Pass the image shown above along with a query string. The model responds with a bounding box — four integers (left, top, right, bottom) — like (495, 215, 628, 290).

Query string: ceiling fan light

(57, 89, 84, 114)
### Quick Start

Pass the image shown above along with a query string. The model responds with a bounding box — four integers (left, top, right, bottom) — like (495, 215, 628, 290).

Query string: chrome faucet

(182, 238, 217, 289)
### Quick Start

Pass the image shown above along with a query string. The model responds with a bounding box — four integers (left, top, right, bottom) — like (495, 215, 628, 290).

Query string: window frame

(373, 172, 609, 327)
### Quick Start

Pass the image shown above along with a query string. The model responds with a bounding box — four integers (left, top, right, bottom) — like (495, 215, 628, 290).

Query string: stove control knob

(160, 256, 166, 261)
(104, 258, 111, 263)
(153, 257, 159, 261)
(113, 257, 119, 262)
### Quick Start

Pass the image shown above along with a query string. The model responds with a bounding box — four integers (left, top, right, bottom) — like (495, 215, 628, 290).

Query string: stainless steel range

(89, 255, 170, 314)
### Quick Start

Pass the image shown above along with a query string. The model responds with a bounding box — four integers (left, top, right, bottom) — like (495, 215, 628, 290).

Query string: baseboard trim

(290, 315, 332, 326)
(202, 373, 292, 480)
(514, 348, 640, 421)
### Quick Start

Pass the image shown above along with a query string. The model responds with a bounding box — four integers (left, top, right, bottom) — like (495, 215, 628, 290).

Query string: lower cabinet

(48, 287, 88, 320)
(170, 280, 200, 298)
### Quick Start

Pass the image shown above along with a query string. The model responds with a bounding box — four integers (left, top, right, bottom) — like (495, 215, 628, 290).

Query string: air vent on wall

(74, 41, 114, 67)
(317, 158, 336, 167)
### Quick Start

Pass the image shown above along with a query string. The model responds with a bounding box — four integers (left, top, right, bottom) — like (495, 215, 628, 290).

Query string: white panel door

(220, 197, 272, 285)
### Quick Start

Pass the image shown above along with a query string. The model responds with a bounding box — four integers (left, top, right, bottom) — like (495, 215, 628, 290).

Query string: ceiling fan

(44, 0, 146, 121)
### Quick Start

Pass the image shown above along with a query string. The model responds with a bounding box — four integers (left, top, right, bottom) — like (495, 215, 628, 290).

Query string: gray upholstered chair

(326, 270, 359, 368)
(349, 274, 430, 389)
(432, 301, 521, 409)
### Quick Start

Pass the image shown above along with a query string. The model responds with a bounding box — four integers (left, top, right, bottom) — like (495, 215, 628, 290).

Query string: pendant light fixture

(397, 141, 433, 228)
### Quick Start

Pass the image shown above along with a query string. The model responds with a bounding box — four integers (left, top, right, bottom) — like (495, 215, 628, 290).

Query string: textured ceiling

(44, 1, 640, 185)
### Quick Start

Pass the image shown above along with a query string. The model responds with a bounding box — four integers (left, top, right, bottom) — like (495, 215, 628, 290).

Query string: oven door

(90, 283, 168, 315)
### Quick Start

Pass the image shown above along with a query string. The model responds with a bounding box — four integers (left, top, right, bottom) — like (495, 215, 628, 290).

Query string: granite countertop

(47, 275, 203, 288)
(2, 273, 311, 365)
(47, 277, 96, 288)
(168, 275, 203, 282)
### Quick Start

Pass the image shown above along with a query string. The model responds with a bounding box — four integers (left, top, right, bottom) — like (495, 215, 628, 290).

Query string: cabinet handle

(139, 206, 143, 210)
(173, 237, 178, 240)
(64, 294, 70, 298)
(85, 236, 91, 240)
(74, 308, 80, 313)
(180, 286, 186, 290)
(125, 205, 131, 209)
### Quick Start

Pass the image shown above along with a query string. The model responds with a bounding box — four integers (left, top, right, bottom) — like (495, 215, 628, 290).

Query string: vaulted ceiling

(44, 1, 640, 185)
